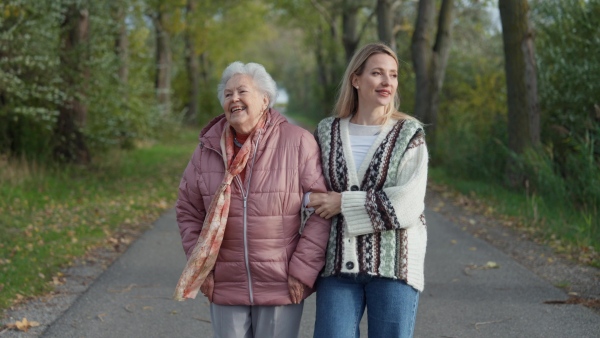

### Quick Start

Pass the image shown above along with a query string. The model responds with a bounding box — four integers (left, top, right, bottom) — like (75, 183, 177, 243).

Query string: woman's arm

(175, 146, 207, 259)
(344, 141, 428, 236)
(287, 133, 331, 289)
(309, 137, 428, 237)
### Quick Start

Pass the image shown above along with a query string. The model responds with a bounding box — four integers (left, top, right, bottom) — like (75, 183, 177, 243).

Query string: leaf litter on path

(464, 261, 500, 276)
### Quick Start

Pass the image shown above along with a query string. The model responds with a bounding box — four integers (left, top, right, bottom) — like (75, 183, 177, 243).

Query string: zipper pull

(243, 196, 247, 208)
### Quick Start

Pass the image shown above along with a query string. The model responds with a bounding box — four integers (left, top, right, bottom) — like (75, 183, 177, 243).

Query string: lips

(376, 89, 391, 96)
(230, 106, 246, 113)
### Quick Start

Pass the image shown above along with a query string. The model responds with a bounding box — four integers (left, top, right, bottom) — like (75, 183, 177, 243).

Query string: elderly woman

(174, 62, 330, 338)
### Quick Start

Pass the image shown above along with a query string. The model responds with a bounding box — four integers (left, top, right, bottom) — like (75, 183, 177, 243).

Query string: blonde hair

(333, 42, 415, 123)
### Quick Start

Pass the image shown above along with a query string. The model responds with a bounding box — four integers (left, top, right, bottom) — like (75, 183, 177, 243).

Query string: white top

(348, 122, 381, 171)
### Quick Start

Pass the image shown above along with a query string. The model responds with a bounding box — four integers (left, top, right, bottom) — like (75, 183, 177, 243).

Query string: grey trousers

(210, 301, 304, 338)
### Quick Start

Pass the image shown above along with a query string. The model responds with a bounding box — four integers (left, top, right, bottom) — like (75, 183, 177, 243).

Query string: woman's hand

(307, 192, 342, 219)
(288, 275, 305, 304)
(200, 271, 214, 302)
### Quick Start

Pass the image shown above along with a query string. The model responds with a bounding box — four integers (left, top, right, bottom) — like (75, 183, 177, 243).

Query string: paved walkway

(42, 209, 600, 338)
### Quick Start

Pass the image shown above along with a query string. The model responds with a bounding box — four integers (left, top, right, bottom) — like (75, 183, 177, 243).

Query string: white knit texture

(337, 117, 429, 291)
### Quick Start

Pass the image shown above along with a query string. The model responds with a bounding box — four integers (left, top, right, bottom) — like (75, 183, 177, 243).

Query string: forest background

(0, 0, 599, 311)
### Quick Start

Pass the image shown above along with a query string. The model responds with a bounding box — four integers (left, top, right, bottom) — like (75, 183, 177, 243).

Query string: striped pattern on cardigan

(315, 116, 428, 291)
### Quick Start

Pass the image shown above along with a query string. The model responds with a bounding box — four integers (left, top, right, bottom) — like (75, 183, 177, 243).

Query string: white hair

(217, 62, 278, 108)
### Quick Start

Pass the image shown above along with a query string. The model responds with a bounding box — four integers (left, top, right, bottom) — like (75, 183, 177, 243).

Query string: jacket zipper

(201, 122, 267, 305)
(236, 131, 263, 305)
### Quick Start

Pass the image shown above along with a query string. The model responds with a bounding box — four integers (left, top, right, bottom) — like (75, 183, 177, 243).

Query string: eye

(225, 93, 232, 98)
(373, 71, 381, 76)
(391, 74, 398, 78)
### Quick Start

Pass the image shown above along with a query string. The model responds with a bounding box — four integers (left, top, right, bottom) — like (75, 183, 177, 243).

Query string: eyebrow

(224, 85, 249, 92)
(370, 67, 397, 72)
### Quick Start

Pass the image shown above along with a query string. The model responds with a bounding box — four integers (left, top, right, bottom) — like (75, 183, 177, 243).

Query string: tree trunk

(342, 0, 361, 63)
(411, 0, 435, 121)
(499, 0, 540, 186)
(499, 0, 540, 152)
(428, 0, 455, 144)
(184, 0, 199, 124)
(411, 0, 454, 147)
(154, 12, 172, 116)
(377, 0, 396, 51)
(54, 4, 90, 164)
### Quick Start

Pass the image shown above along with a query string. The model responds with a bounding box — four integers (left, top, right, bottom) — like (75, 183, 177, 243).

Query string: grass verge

(0, 129, 199, 311)
(429, 167, 599, 267)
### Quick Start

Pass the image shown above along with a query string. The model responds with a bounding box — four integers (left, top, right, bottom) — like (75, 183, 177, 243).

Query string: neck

(351, 105, 387, 125)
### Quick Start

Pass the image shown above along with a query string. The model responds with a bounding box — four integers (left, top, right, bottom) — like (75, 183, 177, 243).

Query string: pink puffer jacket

(176, 109, 330, 306)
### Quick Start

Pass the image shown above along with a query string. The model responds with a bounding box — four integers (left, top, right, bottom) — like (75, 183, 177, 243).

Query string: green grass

(429, 167, 599, 267)
(0, 129, 199, 311)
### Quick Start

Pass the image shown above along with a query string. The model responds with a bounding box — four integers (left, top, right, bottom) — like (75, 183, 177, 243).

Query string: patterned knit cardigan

(315, 116, 428, 291)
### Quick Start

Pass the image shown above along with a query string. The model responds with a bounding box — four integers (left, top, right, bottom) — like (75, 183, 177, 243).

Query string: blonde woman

(309, 43, 428, 338)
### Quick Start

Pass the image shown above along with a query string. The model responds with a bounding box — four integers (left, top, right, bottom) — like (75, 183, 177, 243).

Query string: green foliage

(0, 0, 166, 159)
(433, 0, 599, 252)
(434, 2, 507, 177)
(0, 1, 64, 157)
(430, 167, 599, 265)
(0, 128, 198, 311)
(526, 0, 600, 245)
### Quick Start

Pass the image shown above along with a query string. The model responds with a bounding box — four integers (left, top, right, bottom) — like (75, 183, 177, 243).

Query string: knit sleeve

(343, 136, 428, 237)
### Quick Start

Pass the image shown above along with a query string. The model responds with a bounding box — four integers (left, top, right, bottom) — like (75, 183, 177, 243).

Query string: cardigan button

(345, 261, 355, 270)
(350, 185, 359, 191)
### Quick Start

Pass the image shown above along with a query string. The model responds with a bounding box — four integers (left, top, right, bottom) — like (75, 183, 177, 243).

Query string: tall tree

(184, 0, 199, 124)
(411, 0, 455, 146)
(376, 0, 396, 51)
(54, 2, 91, 164)
(499, 0, 540, 185)
(152, 9, 172, 116)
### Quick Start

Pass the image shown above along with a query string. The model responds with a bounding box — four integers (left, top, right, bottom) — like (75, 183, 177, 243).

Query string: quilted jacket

(176, 109, 331, 306)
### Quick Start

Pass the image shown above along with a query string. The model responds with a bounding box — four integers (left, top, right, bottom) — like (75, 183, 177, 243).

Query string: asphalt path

(41, 208, 600, 338)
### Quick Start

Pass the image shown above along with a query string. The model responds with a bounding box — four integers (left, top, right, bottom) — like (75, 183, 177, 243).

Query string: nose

(381, 74, 391, 86)
(231, 91, 240, 101)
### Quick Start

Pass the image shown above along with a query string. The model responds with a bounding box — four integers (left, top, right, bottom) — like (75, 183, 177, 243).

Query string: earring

(355, 86, 359, 90)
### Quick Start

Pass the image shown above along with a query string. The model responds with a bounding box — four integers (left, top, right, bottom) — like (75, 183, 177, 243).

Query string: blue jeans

(313, 274, 419, 338)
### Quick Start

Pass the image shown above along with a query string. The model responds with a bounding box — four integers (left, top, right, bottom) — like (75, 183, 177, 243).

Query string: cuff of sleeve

(288, 258, 320, 289)
(342, 191, 373, 237)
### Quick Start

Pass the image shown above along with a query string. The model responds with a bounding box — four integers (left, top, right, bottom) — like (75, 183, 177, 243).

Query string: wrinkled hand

(307, 192, 342, 219)
(200, 271, 214, 302)
(288, 275, 305, 304)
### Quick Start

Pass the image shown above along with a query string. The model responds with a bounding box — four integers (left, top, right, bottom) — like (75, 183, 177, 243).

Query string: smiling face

(352, 53, 398, 113)
(223, 74, 269, 135)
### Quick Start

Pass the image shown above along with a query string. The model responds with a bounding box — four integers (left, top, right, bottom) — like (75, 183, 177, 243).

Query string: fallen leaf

(484, 261, 499, 269)
(6, 318, 40, 332)
(450, 240, 457, 245)
(97, 313, 107, 322)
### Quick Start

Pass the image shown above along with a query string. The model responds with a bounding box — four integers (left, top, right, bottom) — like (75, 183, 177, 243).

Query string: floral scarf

(173, 116, 267, 300)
